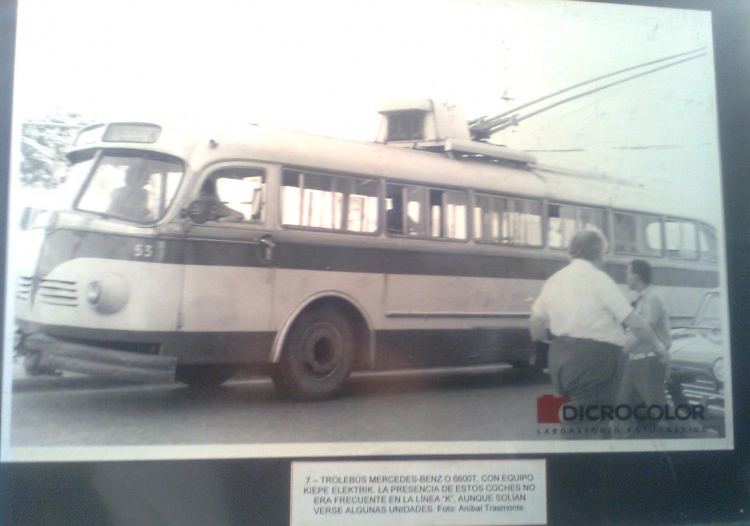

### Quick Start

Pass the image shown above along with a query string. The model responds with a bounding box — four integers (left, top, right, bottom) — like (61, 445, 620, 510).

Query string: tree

(20, 112, 94, 188)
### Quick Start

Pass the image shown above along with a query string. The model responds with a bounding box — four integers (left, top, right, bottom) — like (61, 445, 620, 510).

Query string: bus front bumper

(25, 333, 177, 383)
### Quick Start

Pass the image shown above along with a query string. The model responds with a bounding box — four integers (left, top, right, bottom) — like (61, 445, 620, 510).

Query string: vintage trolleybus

(14, 100, 720, 400)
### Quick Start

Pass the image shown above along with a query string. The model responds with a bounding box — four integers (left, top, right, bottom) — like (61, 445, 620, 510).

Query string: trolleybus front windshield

(75, 152, 184, 223)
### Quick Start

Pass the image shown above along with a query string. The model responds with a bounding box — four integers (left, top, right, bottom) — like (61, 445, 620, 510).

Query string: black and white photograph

(1, 0, 732, 462)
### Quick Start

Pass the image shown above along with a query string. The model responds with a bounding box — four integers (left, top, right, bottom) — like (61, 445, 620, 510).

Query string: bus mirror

(250, 187, 263, 219)
(186, 200, 212, 224)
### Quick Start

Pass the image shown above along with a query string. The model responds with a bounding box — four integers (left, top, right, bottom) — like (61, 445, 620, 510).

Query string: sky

(11, 0, 722, 222)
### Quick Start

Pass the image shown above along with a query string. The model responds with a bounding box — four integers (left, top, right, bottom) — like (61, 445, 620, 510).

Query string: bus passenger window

(444, 190, 467, 239)
(281, 171, 301, 225)
(547, 204, 607, 250)
(430, 190, 442, 237)
(406, 186, 426, 236)
(282, 171, 336, 228)
(386, 184, 404, 234)
(614, 213, 638, 254)
(345, 179, 378, 233)
(560, 207, 577, 246)
(504, 198, 542, 246)
(385, 184, 429, 237)
(644, 220, 663, 254)
(474, 193, 506, 244)
(547, 205, 563, 248)
(429, 189, 467, 240)
(615, 213, 662, 256)
(388, 183, 465, 239)
(579, 207, 608, 247)
(282, 169, 379, 234)
(302, 172, 336, 228)
(666, 219, 698, 260)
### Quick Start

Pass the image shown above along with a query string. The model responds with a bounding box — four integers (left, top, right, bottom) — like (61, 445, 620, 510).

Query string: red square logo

(537, 395, 571, 423)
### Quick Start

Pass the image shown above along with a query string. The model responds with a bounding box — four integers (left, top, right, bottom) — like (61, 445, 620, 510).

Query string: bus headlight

(712, 358, 725, 383)
(85, 281, 103, 304)
(85, 273, 129, 314)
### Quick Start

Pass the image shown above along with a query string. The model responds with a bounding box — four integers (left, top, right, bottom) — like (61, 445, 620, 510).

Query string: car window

(695, 293, 721, 329)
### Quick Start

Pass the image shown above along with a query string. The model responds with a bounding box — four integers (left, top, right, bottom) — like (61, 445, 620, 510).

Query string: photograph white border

(2, 0, 733, 462)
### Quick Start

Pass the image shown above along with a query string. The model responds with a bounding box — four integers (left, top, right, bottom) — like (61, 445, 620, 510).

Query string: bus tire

(273, 306, 354, 401)
(176, 365, 233, 388)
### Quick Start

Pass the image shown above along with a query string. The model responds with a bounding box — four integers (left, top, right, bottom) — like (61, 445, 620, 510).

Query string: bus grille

(38, 279, 79, 306)
(16, 276, 33, 300)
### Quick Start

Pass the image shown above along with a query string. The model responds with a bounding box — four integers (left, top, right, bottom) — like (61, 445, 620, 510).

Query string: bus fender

(270, 292, 376, 369)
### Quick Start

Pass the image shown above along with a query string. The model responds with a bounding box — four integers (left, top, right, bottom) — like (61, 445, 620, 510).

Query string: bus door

(179, 164, 275, 364)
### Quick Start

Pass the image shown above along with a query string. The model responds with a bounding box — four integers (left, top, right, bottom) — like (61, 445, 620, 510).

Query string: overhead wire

(469, 48, 706, 138)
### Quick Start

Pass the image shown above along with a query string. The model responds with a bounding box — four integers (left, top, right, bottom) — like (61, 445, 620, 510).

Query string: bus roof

(68, 121, 707, 222)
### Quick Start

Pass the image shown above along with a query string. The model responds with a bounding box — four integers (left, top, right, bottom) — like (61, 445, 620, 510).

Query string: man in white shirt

(530, 231, 666, 437)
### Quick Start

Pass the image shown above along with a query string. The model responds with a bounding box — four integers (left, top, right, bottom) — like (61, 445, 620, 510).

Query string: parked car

(667, 291, 725, 421)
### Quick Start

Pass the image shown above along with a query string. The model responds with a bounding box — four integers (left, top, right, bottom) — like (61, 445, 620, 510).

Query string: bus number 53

(134, 244, 154, 258)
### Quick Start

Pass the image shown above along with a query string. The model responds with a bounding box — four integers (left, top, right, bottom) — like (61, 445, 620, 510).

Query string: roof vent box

(376, 99, 470, 146)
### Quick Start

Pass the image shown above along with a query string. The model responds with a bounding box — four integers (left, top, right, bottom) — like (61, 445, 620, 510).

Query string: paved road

(9, 363, 554, 448)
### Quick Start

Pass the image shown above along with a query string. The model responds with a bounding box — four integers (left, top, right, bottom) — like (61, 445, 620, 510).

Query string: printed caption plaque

(290, 460, 547, 526)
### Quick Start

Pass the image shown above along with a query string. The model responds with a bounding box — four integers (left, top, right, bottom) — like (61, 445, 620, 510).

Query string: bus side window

(429, 189, 467, 240)
(282, 171, 302, 225)
(283, 169, 378, 233)
(547, 204, 563, 248)
(282, 170, 337, 228)
(476, 193, 543, 245)
(666, 219, 698, 260)
(301, 172, 336, 228)
(474, 193, 505, 243)
(579, 207, 608, 250)
(385, 184, 425, 236)
(406, 186, 426, 236)
(614, 213, 637, 254)
(386, 183, 439, 238)
(207, 169, 265, 222)
(641, 217, 663, 256)
(547, 204, 577, 249)
(444, 190, 467, 240)
(615, 212, 662, 256)
(548, 203, 608, 250)
(386, 184, 404, 234)
(429, 189, 443, 237)
(504, 198, 542, 246)
(216, 170, 265, 221)
(344, 178, 378, 233)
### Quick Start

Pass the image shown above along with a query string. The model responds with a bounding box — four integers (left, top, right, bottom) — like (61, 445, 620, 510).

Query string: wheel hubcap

(302, 324, 342, 376)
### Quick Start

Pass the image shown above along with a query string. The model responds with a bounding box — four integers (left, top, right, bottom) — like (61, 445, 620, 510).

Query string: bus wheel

(273, 307, 354, 401)
(176, 365, 233, 388)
